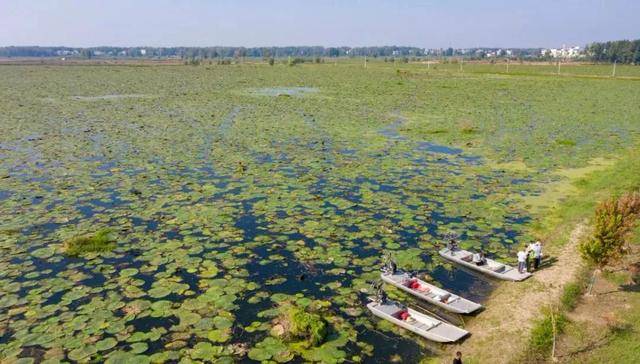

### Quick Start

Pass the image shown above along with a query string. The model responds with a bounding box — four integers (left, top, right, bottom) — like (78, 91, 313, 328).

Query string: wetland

(1, 61, 639, 363)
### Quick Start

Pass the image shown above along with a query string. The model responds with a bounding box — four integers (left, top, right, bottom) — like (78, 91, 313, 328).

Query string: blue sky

(1, 0, 638, 48)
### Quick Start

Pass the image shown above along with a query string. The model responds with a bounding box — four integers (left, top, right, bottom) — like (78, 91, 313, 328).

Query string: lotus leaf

(120, 268, 139, 277)
(67, 345, 97, 361)
(191, 342, 223, 360)
(96, 337, 118, 351)
(207, 328, 231, 343)
(248, 337, 292, 363)
(130, 342, 149, 354)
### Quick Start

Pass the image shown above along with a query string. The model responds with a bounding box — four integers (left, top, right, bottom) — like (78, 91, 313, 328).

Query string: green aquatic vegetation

(63, 228, 116, 256)
(282, 304, 328, 346)
(392, 248, 428, 270)
(191, 342, 224, 360)
(248, 337, 293, 362)
(1, 62, 639, 363)
(556, 138, 577, 147)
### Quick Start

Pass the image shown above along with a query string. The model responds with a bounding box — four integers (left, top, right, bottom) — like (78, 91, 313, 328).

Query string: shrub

(618, 191, 640, 221)
(579, 191, 640, 269)
(288, 57, 305, 66)
(527, 308, 567, 360)
(560, 282, 582, 310)
(64, 229, 116, 256)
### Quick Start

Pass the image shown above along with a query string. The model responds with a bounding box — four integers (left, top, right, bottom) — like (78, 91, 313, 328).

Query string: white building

(541, 45, 582, 58)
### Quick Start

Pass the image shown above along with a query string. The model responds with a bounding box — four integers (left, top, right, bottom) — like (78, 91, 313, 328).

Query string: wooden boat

(439, 247, 532, 281)
(381, 271, 482, 314)
(367, 299, 469, 343)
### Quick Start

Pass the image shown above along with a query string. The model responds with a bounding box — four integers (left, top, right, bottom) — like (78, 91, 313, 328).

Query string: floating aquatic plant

(63, 228, 116, 256)
(276, 304, 328, 346)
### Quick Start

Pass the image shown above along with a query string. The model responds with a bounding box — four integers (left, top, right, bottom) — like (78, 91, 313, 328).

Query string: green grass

(529, 149, 640, 238)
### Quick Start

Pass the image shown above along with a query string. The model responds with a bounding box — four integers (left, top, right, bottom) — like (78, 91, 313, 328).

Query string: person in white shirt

(472, 250, 486, 266)
(517, 248, 528, 273)
(532, 241, 543, 270)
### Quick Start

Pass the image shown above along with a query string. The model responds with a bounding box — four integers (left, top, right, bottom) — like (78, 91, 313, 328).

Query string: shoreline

(436, 223, 586, 363)
(433, 147, 640, 363)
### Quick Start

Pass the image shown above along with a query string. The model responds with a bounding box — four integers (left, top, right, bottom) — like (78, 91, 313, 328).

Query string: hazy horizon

(1, 0, 638, 49)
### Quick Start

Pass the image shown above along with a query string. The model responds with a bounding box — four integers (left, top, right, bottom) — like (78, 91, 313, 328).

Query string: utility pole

(612, 60, 617, 77)
(557, 59, 561, 75)
(364, 55, 367, 68)
(506, 58, 510, 73)
(459, 57, 463, 72)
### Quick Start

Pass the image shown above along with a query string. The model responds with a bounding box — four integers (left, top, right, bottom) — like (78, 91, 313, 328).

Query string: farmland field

(1, 61, 639, 363)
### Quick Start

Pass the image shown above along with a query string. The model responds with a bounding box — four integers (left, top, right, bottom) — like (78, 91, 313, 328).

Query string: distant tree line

(0, 46, 425, 59)
(0, 45, 546, 60)
(585, 39, 640, 64)
(7, 44, 638, 63)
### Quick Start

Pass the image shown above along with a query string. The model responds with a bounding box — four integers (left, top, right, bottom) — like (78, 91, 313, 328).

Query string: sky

(0, 0, 638, 48)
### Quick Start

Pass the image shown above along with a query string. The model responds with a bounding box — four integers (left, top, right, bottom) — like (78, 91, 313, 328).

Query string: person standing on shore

(517, 247, 528, 274)
(532, 241, 543, 270)
(453, 351, 463, 364)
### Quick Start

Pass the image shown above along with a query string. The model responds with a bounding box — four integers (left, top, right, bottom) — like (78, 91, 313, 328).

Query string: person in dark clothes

(453, 351, 463, 364)
(388, 259, 397, 274)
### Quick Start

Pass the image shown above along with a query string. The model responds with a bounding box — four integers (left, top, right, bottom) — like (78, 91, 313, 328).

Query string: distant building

(541, 45, 582, 58)
(140, 49, 147, 56)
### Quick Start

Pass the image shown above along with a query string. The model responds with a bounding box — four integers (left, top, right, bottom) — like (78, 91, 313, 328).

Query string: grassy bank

(554, 230, 640, 363)
(521, 148, 640, 362)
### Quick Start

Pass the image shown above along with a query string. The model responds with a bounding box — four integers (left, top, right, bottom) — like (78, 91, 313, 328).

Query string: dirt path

(440, 223, 587, 364)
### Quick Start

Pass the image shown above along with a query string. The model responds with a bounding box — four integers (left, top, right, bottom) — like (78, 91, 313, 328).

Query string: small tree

(579, 191, 640, 293)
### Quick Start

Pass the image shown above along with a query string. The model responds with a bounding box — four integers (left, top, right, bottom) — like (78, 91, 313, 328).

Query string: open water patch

(250, 87, 319, 97)
(71, 94, 150, 101)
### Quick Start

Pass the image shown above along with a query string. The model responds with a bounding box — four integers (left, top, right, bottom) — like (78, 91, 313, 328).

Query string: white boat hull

(367, 300, 469, 343)
(381, 271, 482, 314)
(439, 248, 532, 281)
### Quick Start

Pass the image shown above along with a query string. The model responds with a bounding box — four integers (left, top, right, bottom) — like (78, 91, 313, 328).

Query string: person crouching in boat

(404, 277, 430, 293)
(398, 309, 411, 321)
(447, 238, 459, 254)
(388, 259, 397, 274)
(472, 250, 487, 266)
